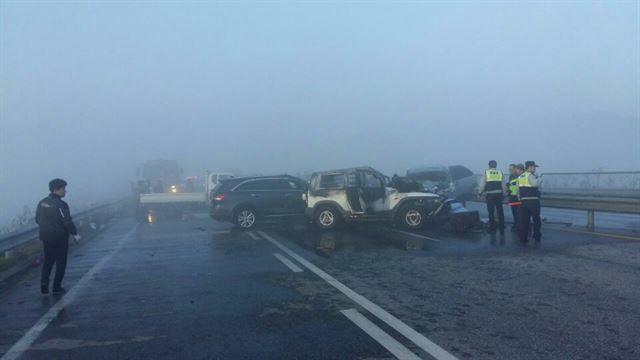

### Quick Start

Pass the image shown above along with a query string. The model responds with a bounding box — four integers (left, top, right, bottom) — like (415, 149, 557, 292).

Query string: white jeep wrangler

(304, 167, 441, 230)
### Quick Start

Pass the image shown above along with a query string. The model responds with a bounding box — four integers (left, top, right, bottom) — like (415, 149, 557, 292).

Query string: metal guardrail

(472, 171, 639, 229)
(0, 201, 122, 258)
(538, 172, 639, 229)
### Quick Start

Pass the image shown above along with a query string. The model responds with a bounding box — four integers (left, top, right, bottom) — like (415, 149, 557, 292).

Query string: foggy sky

(1, 1, 639, 224)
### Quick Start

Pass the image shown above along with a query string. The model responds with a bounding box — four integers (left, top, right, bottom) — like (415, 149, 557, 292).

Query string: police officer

(507, 164, 524, 232)
(36, 179, 80, 294)
(517, 161, 542, 243)
(479, 160, 506, 234)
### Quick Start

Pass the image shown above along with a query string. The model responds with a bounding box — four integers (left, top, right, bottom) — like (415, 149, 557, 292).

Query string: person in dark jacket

(35, 178, 80, 294)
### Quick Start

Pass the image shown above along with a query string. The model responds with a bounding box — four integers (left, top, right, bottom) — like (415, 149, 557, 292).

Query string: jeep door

(361, 171, 386, 202)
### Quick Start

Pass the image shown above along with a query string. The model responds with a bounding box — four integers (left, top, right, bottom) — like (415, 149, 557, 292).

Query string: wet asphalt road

(1, 209, 639, 360)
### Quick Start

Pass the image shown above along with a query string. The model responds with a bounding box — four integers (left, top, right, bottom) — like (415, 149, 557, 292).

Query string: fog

(1, 1, 638, 225)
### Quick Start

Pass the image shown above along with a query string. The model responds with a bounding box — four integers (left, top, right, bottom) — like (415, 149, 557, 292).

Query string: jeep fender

(391, 197, 440, 217)
(310, 200, 347, 219)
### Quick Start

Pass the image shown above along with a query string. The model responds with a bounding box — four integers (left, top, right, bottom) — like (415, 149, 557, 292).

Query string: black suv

(209, 175, 307, 229)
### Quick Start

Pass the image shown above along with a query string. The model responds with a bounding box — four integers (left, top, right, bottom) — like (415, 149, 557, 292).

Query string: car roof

(311, 166, 383, 176)
(220, 174, 301, 185)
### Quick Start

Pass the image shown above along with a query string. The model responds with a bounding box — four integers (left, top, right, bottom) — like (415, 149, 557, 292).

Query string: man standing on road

(517, 161, 543, 244)
(478, 160, 506, 234)
(507, 164, 524, 232)
(36, 179, 80, 295)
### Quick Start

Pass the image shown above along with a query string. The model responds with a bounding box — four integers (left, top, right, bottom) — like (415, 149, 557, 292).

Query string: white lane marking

(341, 309, 421, 360)
(391, 229, 441, 242)
(257, 231, 458, 360)
(273, 253, 304, 273)
(246, 231, 260, 240)
(1, 226, 138, 360)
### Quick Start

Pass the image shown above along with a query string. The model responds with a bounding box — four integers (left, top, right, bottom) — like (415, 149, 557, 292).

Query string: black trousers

(518, 200, 542, 242)
(510, 205, 519, 227)
(41, 239, 69, 289)
(485, 193, 505, 231)
(508, 196, 520, 228)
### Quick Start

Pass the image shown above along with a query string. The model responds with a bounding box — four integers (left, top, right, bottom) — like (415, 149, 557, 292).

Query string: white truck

(135, 160, 233, 220)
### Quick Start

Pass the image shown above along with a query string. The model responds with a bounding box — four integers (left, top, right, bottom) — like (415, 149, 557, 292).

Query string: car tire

(235, 207, 257, 229)
(400, 207, 424, 230)
(315, 206, 340, 230)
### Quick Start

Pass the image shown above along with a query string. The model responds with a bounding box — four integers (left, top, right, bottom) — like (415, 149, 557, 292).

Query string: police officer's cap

(525, 161, 540, 168)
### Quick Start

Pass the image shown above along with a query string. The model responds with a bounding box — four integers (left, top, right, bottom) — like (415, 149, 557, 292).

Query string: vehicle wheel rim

(238, 210, 255, 228)
(405, 210, 422, 226)
(319, 210, 335, 227)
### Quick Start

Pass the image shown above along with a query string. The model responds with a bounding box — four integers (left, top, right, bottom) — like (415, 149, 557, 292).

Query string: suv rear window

(319, 174, 345, 189)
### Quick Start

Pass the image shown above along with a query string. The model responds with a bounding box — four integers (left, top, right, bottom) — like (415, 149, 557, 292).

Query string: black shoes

(52, 287, 66, 294)
(42, 282, 66, 295)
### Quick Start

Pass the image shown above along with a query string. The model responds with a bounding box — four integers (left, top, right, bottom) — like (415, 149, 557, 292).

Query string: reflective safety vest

(484, 169, 503, 192)
(518, 172, 541, 200)
(509, 178, 518, 196)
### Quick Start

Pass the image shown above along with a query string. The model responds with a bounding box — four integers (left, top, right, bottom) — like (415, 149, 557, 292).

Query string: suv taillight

(214, 193, 225, 201)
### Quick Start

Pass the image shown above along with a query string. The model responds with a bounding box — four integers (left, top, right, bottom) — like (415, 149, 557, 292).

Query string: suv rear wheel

(235, 208, 257, 229)
(400, 207, 423, 229)
(315, 206, 340, 230)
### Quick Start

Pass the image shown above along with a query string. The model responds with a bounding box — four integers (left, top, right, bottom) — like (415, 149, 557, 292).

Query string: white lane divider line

(257, 231, 458, 360)
(1, 226, 138, 360)
(246, 231, 260, 240)
(391, 230, 441, 242)
(341, 309, 421, 360)
(273, 253, 304, 273)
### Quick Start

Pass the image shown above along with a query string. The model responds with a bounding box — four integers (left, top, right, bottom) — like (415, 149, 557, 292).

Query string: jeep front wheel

(401, 207, 423, 229)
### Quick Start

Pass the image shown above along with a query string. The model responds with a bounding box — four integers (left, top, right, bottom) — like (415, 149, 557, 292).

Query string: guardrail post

(587, 210, 595, 230)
